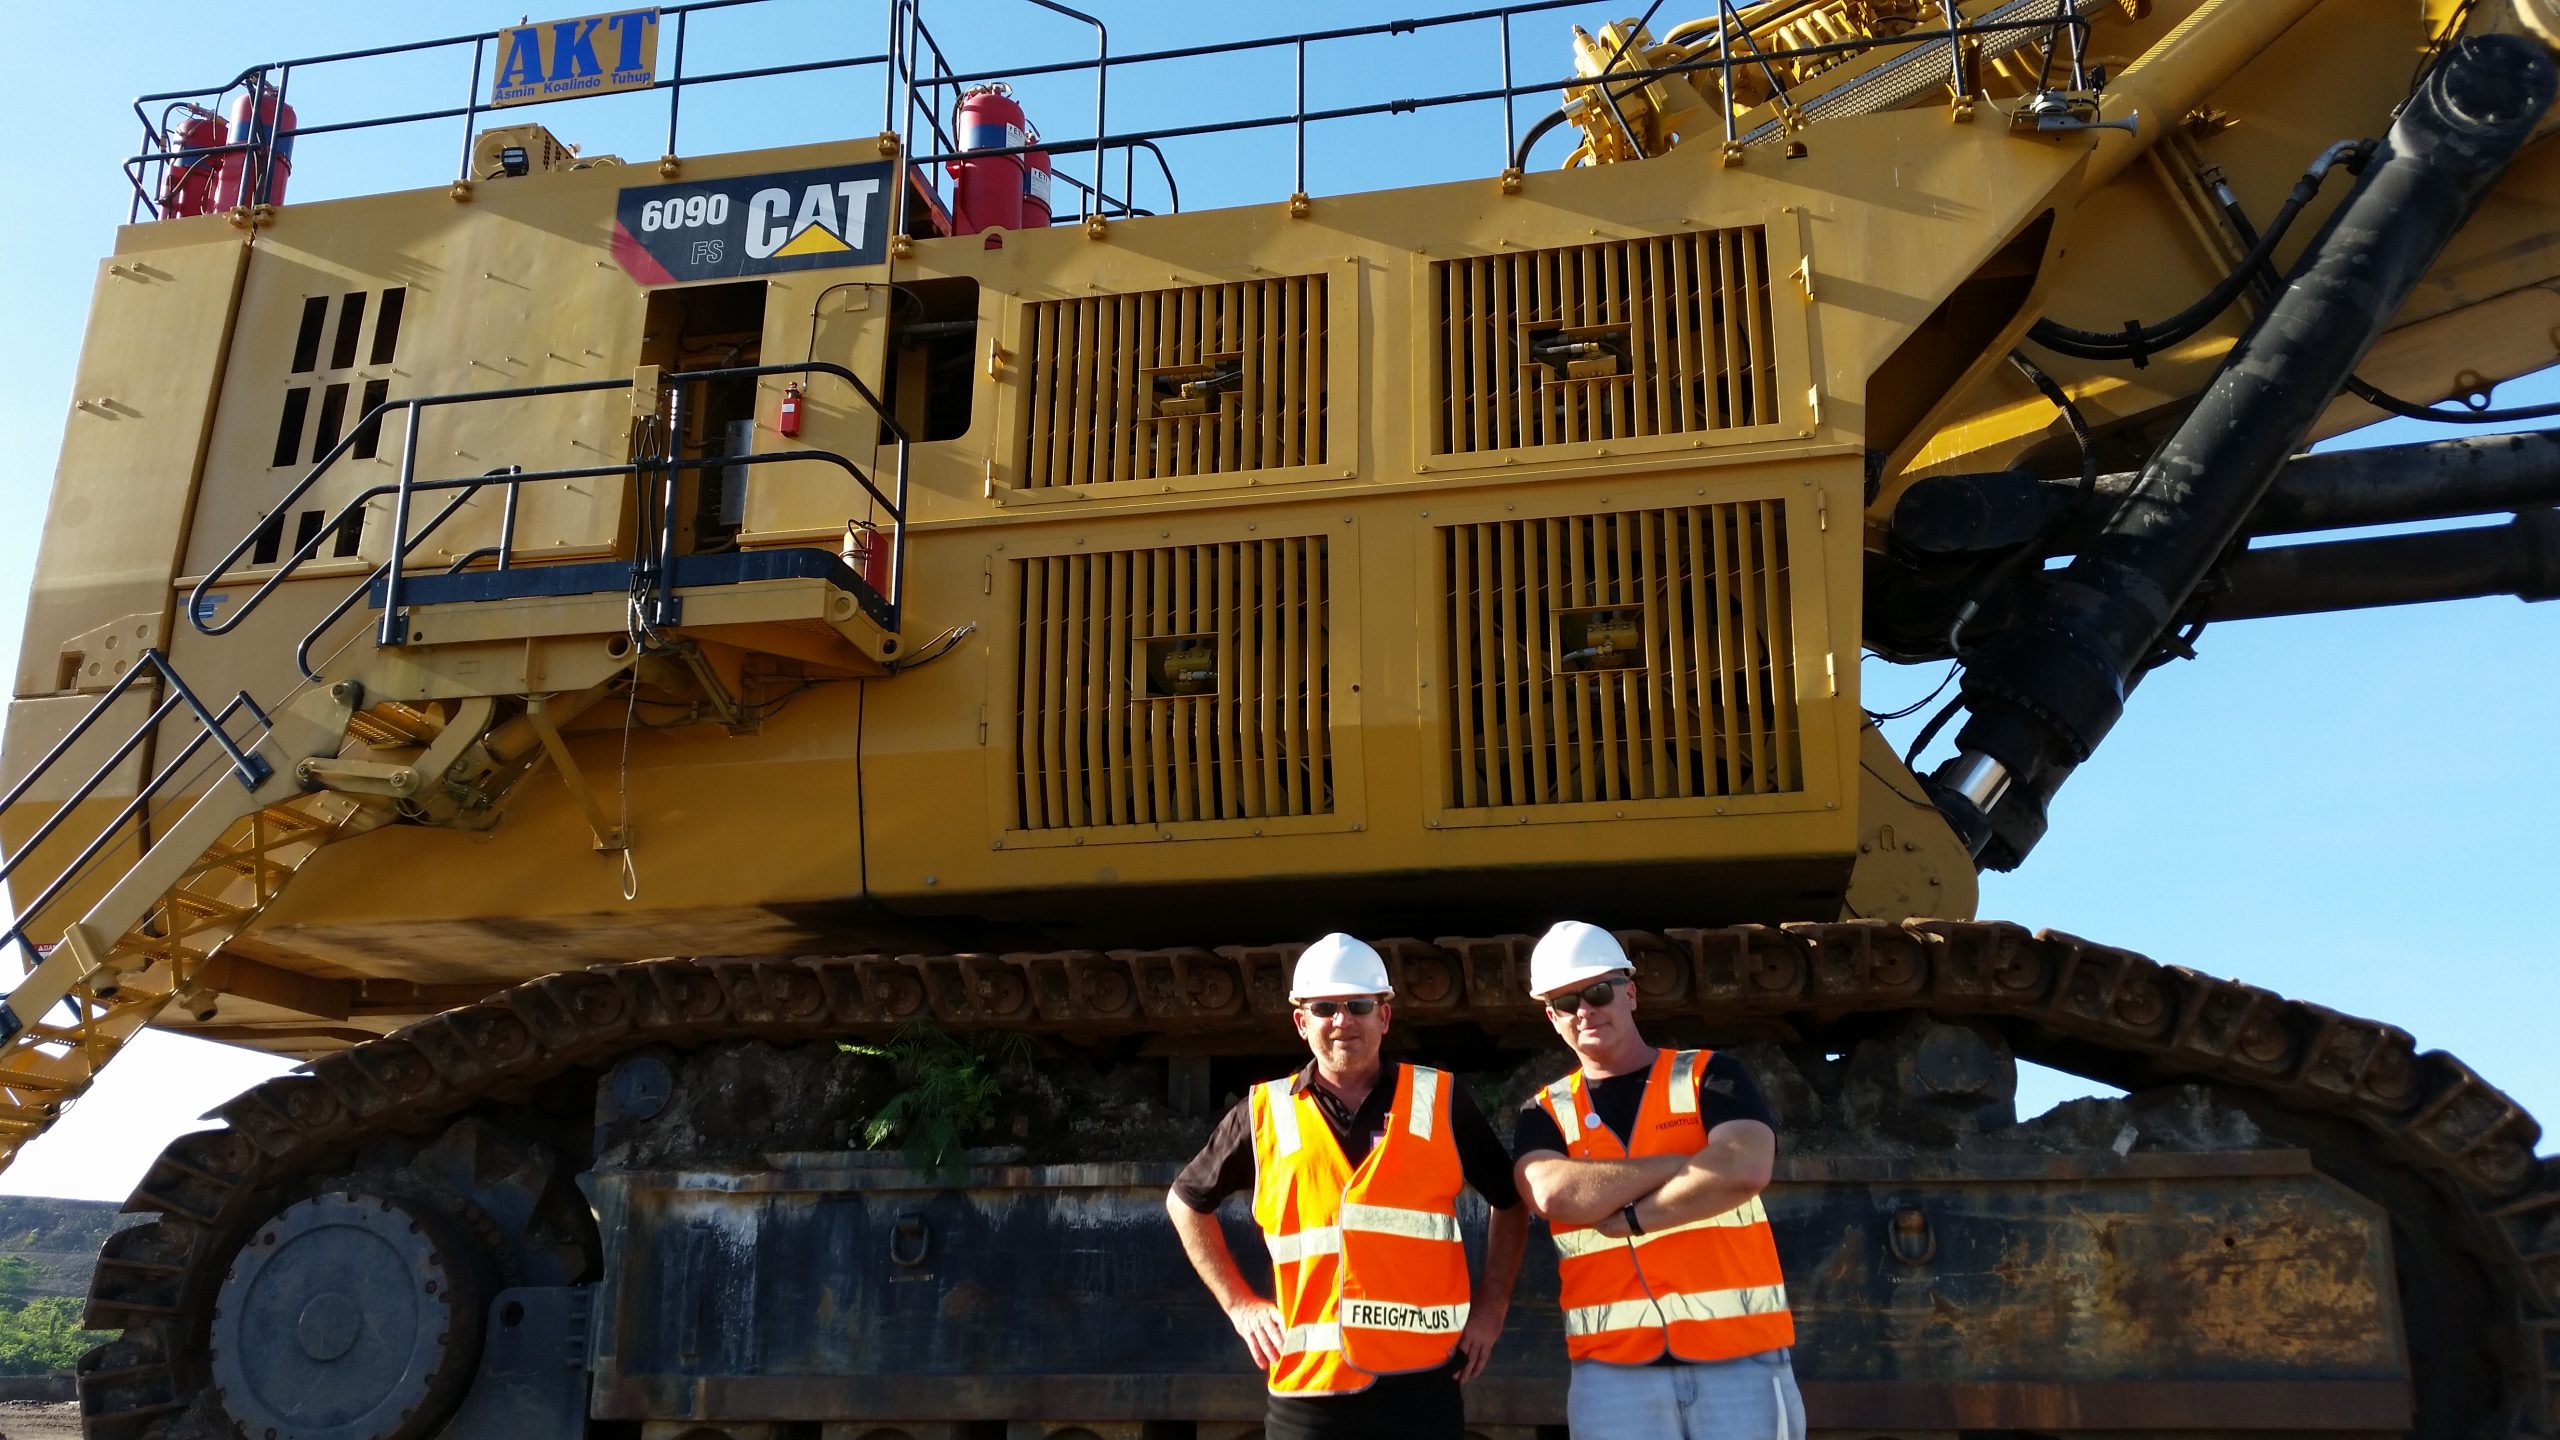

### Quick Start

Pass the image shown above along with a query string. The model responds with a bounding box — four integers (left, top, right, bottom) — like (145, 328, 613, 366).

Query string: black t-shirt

(1511, 1052, 1776, 1160)
(1172, 1061, 1523, 1212)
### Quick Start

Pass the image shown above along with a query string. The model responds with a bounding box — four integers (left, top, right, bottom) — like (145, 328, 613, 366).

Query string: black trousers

(1263, 1363, 1467, 1440)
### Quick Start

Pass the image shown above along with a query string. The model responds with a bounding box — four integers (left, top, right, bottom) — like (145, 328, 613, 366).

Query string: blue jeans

(1565, 1349, 1805, 1440)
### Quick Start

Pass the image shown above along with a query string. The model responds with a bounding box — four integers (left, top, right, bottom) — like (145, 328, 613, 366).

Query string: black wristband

(1621, 1202, 1644, 1236)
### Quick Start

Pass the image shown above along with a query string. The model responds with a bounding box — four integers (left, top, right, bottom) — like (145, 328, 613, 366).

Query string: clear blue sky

(2, 2, 2553, 1200)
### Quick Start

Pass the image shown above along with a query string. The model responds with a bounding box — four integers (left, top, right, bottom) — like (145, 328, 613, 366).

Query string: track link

(77, 920, 2560, 1437)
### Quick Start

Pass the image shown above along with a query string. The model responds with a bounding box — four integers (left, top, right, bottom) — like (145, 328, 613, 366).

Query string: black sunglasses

(1298, 998, 1381, 1018)
(1543, 978, 1627, 1016)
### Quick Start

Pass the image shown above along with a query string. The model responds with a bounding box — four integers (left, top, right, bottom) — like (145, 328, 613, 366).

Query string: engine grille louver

(1015, 538, 1332, 831)
(1433, 228, 1778, 454)
(1441, 504, 1802, 809)
(1019, 276, 1328, 488)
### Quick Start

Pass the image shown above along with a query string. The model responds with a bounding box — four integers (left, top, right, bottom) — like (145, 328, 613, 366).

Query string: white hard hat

(1291, 933, 1393, 1001)
(1529, 920, 1631, 997)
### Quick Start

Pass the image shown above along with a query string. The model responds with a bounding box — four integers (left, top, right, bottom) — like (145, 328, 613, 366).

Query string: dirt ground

(0, 1401, 82, 1440)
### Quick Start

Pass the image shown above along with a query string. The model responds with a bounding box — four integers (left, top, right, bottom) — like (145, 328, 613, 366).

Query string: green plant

(0, 1296, 106, 1376)
(0, 1256, 35, 1310)
(842, 1022, 1036, 1171)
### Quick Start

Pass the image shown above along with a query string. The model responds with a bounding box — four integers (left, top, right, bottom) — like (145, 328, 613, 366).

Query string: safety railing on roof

(124, 0, 2107, 230)
(0, 652, 274, 986)
(121, 0, 1163, 226)
(187, 361, 913, 681)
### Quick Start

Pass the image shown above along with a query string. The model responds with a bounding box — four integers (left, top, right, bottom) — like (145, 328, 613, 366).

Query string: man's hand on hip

(1225, 1295, 1286, 1368)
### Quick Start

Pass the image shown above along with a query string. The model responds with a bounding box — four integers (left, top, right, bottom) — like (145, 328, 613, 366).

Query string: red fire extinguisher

(778, 383, 803, 438)
(947, 83, 1031, 236)
(843, 520, 895, 597)
(159, 106, 230, 220)
(1021, 124, 1054, 230)
(212, 77, 297, 211)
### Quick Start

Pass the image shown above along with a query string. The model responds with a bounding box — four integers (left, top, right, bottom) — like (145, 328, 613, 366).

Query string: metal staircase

(0, 659, 366, 1171)
(0, 362, 914, 1172)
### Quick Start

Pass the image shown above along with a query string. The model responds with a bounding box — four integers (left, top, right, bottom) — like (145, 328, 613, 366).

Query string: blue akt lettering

(493, 28, 544, 90)
(550, 18, 605, 81)
(603, 11, 656, 74)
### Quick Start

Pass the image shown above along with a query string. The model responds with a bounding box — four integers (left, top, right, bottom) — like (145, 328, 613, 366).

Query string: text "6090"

(638, 194, 730, 231)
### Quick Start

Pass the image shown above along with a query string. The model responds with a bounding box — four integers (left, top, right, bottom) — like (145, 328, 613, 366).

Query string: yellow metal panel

(13, 238, 246, 700)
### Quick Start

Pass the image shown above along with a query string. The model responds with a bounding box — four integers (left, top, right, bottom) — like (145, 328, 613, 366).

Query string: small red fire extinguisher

(843, 520, 893, 597)
(160, 106, 230, 220)
(777, 383, 802, 437)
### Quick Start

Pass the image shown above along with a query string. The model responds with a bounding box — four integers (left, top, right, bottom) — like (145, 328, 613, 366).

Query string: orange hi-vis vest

(1532, 1048, 1794, 1365)
(1248, 1063, 1471, 1395)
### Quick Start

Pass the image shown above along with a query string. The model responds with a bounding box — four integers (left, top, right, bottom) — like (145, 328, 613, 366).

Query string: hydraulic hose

(1511, 107, 1574, 173)
(2027, 139, 2371, 366)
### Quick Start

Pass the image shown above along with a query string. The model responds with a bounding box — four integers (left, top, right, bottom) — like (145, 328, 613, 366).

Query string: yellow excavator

(7, 0, 2560, 1435)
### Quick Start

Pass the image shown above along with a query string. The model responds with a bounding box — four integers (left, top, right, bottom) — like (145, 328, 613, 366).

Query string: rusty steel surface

(74, 920, 2560, 1438)
(577, 1148, 2402, 1429)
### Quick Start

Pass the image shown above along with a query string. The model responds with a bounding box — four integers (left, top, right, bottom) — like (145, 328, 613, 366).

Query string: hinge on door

(981, 556, 995, 595)
(1826, 652, 1839, 696)
(977, 704, 989, 745)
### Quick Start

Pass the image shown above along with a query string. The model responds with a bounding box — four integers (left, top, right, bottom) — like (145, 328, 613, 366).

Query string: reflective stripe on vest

(1268, 1078, 1303, 1156)
(1543, 1077, 1582, 1145)
(1250, 1063, 1471, 1394)
(1281, 1321, 1341, 1355)
(1667, 1049, 1702, 1115)
(1548, 1194, 1771, 1260)
(1536, 1049, 1796, 1365)
(1341, 1201, 1462, 1245)
(1563, 1283, 1790, 1337)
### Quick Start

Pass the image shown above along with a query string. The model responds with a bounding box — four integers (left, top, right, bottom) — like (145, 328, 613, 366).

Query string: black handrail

(0, 658, 275, 976)
(1, 691, 274, 976)
(119, 0, 2097, 235)
(193, 360, 906, 642)
(0, 653, 270, 824)
(180, 359, 906, 681)
(125, 0, 888, 222)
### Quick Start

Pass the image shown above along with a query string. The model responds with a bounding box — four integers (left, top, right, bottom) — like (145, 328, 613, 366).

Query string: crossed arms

(1512, 1118, 1775, 1237)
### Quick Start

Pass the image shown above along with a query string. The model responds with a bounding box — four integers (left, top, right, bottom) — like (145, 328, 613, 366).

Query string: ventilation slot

(1433, 227, 1778, 455)
(312, 383, 350, 458)
(290, 297, 328, 374)
(1015, 537, 1330, 831)
(1441, 504, 1801, 809)
(272, 388, 311, 468)
(369, 287, 407, 366)
(1020, 275, 1326, 488)
(329, 292, 367, 370)
(353, 378, 391, 459)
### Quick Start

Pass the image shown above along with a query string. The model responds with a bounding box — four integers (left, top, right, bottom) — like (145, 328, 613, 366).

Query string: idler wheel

(209, 1191, 490, 1440)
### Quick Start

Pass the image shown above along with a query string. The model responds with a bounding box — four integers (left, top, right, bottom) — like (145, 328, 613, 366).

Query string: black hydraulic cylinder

(1927, 33, 2558, 864)
(2207, 508, 2560, 620)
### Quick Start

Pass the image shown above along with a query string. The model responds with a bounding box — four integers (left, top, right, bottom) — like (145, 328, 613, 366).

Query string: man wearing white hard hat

(1510, 920, 1804, 1439)
(1167, 933, 1530, 1440)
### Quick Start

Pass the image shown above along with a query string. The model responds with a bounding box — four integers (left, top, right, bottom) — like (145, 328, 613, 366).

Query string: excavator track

(77, 919, 2560, 1438)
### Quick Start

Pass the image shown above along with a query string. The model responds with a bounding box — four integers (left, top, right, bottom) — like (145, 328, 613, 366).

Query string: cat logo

(612, 163, 893, 284)
(742, 178, 883, 261)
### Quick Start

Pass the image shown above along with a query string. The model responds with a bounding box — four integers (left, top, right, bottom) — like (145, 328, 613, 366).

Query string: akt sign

(491, 9, 660, 109)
